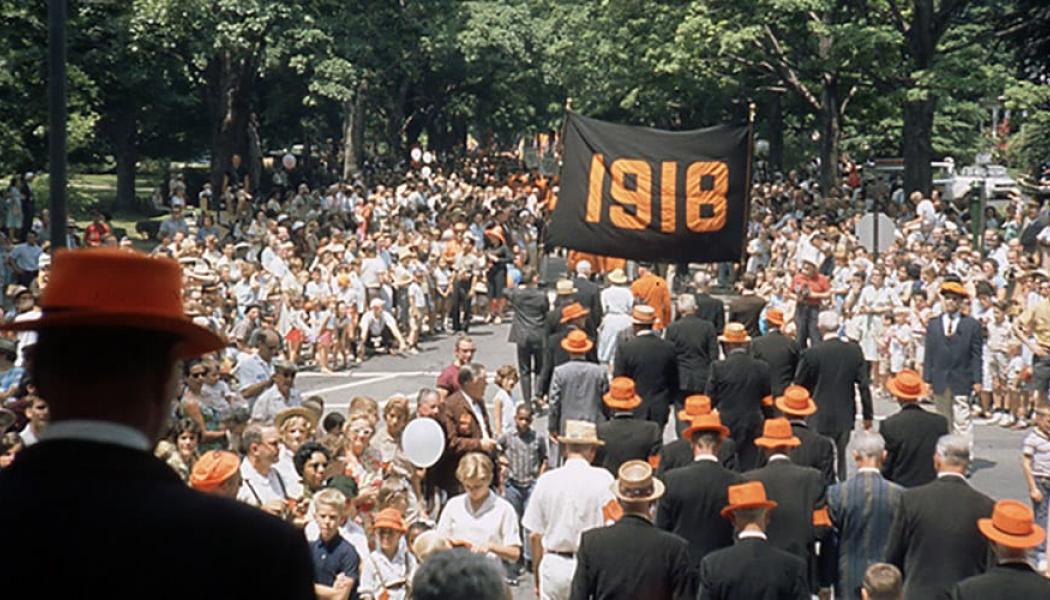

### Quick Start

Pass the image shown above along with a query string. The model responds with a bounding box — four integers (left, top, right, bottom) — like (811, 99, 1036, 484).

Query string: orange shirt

(631, 273, 671, 329)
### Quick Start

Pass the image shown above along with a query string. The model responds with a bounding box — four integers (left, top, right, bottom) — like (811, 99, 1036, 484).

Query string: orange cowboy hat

(189, 450, 241, 492)
(978, 500, 1046, 549)
(373, 508, 408, 533)
(683, 412, 730, 440)
(718, 322, 750, 344)
(765, 308, 785, 328)
(775, 385, 817, 417)
(677, 394, 714, 421)
(604, 376, 642, 410)
(720, 481, 778, 519)
(940, 281, 969, 298)
(0, 248, 225, 358)
(560, 329, 594, 354)
(560, 302, 590, 324)
(631, 305, 657, 325)
(754, 418, 801, 449)
(886, 369, 927, 401)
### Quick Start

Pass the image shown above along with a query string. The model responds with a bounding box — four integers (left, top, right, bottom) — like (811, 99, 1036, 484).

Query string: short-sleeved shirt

(310, 534, 360, 597)
(435, 492, 521, 555)
(1019, 300, 1050, 349)
(522, 457, 615, 553)
(1023, 427, 1050, 478)
(499, 426, 548, 485)
(436, 363, 460, 394)
(233, 352, 272, 395)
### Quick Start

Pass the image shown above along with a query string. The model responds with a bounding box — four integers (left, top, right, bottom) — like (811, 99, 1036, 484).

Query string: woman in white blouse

(436, 453, 521, 564)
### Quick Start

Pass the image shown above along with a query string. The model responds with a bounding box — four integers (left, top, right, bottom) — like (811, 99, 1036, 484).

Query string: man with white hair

(357, 298, 406, 358)
(664, 294, 718, 434)
(572, 260, 602, 330)
(827, 431, 903, 599)
(692, 271, 725, 331)
(795, 310, 873, 481)
(884, 434, 994, 600)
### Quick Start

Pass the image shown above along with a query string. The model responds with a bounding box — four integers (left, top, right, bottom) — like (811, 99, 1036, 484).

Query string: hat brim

(374, 520, 408, 533)
(766, 316, 785, 327)
(774, 397, 818, 417)
(556, 288, 578, 296)
(560, 308, 589, 324)
(559, 435, 605, 446)
(754, 435, 801, 449)
(611, 478, 665, 503)
(560, 339, 594, 354)
(632, 317, 657, 325)
(603, 393, 642, 411)
(275, 406, 318, 430)
(607, 276, 627, 285)
(719, 335, 751, 343)
(682, 423, 729, 440)
(886, 379, 925, 401)
(0, 311, 226, 359)
(721, 499, 778, 519)
(978, 519, 1046, 549)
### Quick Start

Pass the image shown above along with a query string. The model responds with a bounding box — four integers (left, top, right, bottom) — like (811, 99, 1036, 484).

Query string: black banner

(548, 112, 751, 263)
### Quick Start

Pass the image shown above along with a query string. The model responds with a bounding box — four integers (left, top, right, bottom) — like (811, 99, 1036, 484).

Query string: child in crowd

(359, 508, 417, 600)
(310, 299, 335, 373)
(982, 302, 1013, 424)
(309, 488, 359, 600)
(888, 307, 914, 374)
(491, 364, 519, 436)
(497, 403, 547, 579)
(1022, 407, 1050, 572)
(1006, 342, 1030, 429)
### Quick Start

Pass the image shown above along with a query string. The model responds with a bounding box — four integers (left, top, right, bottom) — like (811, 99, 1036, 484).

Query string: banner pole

(741, 101, 757, 266)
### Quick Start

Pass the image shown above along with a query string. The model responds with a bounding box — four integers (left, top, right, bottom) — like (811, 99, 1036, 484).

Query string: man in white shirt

(237, 424, 289, 516)
(233, 329, 279, 401)
(522, 420, 615, 600)
(18, 395, 48, 447)
(357, 298, 407, 357)
(251, 360, 302, 425)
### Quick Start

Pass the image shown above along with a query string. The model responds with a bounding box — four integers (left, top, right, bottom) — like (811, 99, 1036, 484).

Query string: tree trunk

(902, 99, 936, 196)
(768, 92, 784, 173)
(818, 85, 840, 194)
(207, 58, 252, 196)
(114, 145, 138, 213)
(342, 81, 367, 181)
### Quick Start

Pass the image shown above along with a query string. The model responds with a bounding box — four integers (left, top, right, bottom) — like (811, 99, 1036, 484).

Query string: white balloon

(282, 153, 296, 170)
(421, 165, 432, 179)
(422, 151, 433, 165)
(401, 418, 445, 468)
(410, 147, 422, 162)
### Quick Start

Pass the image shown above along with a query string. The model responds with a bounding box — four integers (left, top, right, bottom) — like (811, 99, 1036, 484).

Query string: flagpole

(740, 101, 757, 265)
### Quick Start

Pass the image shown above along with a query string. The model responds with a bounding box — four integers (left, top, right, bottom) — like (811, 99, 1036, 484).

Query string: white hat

(369, 298, 385, 309)
(37, 253, 51, 270)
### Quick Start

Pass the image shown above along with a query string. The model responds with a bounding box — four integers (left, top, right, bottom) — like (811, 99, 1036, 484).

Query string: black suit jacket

(539, 323, 598, 396)
(574, 275, 604, 328)
(665, 314, 719, 393)
(884, 475, 995, 600)
(879, 404, 949, 488)
(0, 439, 315, 599)
(504, 286, 549, 344)
(924, 314, 983, 396)
(728, 294, 766, 338)
(751, 331, 800, 396)
(657, 438, 738, 475)
(570, 514, 694, 600)
(614, 332, 679, 422)
(698, 537, 809, 600)
(795, 338, 873, 433)
(595, 414, 662, 475)
(950, 562, 1050, 600)
(744, 459, 826, 564)
(756, 422, 836, 486)
(707, 351, 771, 467)
(657, 459, 744, 568)
(694, 292, 725, 332)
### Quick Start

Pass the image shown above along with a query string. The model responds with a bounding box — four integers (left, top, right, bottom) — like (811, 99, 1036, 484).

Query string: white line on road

(308, 374, 403, 396)
(298, 370, 442, 379)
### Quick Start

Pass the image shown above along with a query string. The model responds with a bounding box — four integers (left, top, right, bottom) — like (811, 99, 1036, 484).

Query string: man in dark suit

(697, 481, 809, 599)
(950, 499, 1050, 599)
(664, 294, 718, 434)
(795, 311, 873, 481)
(570, 461, 694, 600)
(707, 322, 772, 471)
(657, 412, 743, 568)
(594, 377, 661, 475)
(751, 308, 800, 396)
(923, 281, 982, 453)
(884, 434, 995, 600)
(572, 259, 603, 331)
(538, 302, 597, 398)
(727, 272, 766, 338)
(745, 418, 828, 594)
(0, 249, 315, 598)
(503, 266, 549, 403)
(435, 363, 499, 495)
(614, 305, 678, 428)
(880, 369, 950, 488)
(766, 385, 836, 486)
(657, 395, 738, 474)
(692, 271, 725, 331)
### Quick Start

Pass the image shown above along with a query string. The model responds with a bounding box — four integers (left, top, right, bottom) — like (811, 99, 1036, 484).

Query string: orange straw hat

(886, 369, 927, 401)
(560, 329, 594, 354)
(189, 451, 241, 492)
(683, 412, 730, 440)
(373, 508, 408, 533)
(940, 281, 969, 298)
(720, 481, 778, 518)
(718, 322, 751, 344)
(560, 302, 590, 324)
(604, 377, 642, 410)
(677, 394, 714, 421)
(754, 418, 801, 449)
(631, 305, 657, 325)
(0, 248, 225, 358)
(765, 308, 785, 328)
(977, 500, 1046, 549)
(775, 385, 817, 417)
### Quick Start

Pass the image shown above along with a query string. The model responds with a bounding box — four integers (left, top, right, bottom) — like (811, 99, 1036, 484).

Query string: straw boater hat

(611, 460, 664, 503)
(682, 412, 730, 440)
(189, 450, 241, 492)
(606, 268, 628, 285)
(560, 419, 605, 446)
(765, 308, 785, 328)
(940, 281, 969, 298)
(678, 394, 714, 421)
(0, 249, 225, 358)
(393, 271, 413, 287)
(560, 302, 589, 324)
(275, 406, 318, 430)
(885, 369, 927, 401)
(718, 322, 751, 344)
(373, 508, 408, 533)
(720, 481, 778, 518)
(560, 329, 594, 354)
(604, 377, 642, 411)
(555, 279, 578, 296)
(775, 385, 817, 417)
(754, 418, 801, 449)
(631, 305, 657, 325)
(977, 499, 1046, 549)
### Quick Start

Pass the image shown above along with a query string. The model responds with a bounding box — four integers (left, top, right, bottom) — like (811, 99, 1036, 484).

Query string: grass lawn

(29, 172, 167, 233)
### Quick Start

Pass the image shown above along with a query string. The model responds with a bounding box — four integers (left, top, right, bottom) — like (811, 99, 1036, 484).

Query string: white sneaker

(999, 415, 1016, 428)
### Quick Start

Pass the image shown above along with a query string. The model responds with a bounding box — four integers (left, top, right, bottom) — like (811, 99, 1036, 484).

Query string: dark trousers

(450, 280, 473, 332)
(14, 270, 36, 287)
(503, 480, 535, 562)
(824, 429, 850, 482)
(360, 325, 395, 353)
(796, 304, 820, 349)
(516, 339, 543, 401)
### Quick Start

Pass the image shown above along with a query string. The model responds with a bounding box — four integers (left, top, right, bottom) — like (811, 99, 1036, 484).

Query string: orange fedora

(604, 376, 642, 410)
(754, 418, 801, 449)
(718, 322, 750, 344)
(560, 302, 590, 324)
(775, 385, 817, 417)
(373, 507, 408, 533)
(765, 308, 785, 328)
(189, 450, 240, 492)
(0, 248, 225, 358)
(720, 481, 778, 518)
(977, 500, 1046, 549)
(940, 281, 969, 298)
(683, 412, 730, 440)
(561, 329, 594, 354)
(677, 394, 714, 421)
(886, 369, 927, 401)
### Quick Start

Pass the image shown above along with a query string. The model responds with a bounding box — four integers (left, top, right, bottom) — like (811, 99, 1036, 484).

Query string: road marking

(298, 370, 442, 379)
(308, 374, 403, 396)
